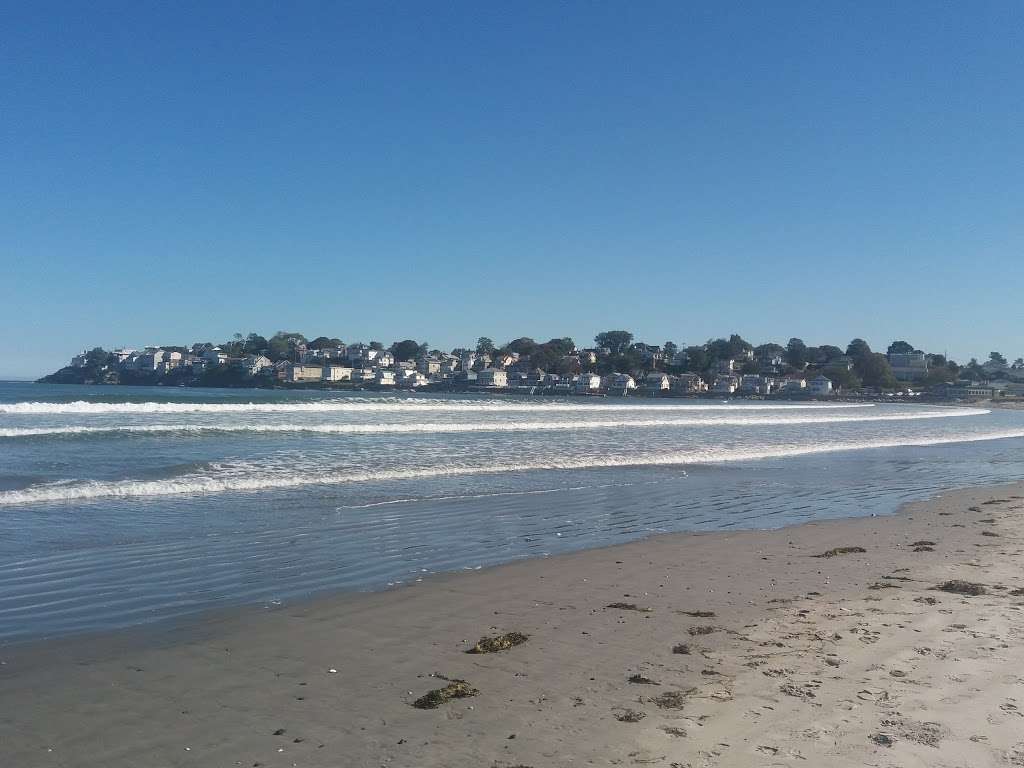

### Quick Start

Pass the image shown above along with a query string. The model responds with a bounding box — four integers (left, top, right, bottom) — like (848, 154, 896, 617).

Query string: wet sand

(3, 482, 1024, 767)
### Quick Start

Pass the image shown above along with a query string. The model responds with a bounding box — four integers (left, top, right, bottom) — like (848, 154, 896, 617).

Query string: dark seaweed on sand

(614, 708, 646, 722)
(935, 580, 986, 596)
(814, 546, 867, 558)
(688, 625, 717, 636)
(627, 674, 659, 685)
(650, 690, 691, 709)
(606, 602, 652, 612)
(412, 679, 479, 709)
(466, 631, 529, 654)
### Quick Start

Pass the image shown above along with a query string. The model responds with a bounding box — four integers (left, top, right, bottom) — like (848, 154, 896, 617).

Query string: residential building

(323, 365, 353, 382)
(203, 348, 228, 367)
(239, 354, 273, 376)
(712, 375, 739, 394)
(477, 368, 508, 388)
(808, 375, 834, 396)
(605, 373, 637, 396)
(887, 352, 929, 381)
(285, 364, 323, 383)
(644, 371, 671, 395)
(574, 373, 602, 394)
(738, 374, 765, 395)
(783, 377, 807, 393)
(417, 358, 442, 375)
(671, 373, 706, 394)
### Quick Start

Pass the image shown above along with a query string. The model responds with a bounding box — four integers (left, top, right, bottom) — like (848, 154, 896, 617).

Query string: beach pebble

(327, 668, 338, 674)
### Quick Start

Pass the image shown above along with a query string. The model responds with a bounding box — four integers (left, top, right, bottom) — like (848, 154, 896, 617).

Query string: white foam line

(0, 399, 877, 415)
(2, 428, 1022, 506)
(0, 409, 988, 438)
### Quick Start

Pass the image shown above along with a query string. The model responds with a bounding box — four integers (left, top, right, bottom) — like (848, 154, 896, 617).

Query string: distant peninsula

(40, 330, 1023, 402)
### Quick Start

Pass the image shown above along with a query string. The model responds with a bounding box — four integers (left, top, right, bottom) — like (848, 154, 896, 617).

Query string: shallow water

(1, 381, 1022, 641)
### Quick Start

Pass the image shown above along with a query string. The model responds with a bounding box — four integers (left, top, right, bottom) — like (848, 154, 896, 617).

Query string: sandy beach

(3, 482, 1024, 768)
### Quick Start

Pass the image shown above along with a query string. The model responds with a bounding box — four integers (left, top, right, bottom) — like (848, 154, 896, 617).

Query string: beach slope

(3, 483, 1024, 767)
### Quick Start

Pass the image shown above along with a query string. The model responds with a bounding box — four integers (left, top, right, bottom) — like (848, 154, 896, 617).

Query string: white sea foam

(2, 428, 1022, 506)
(0, 408, 990, 438)
(0, 399, 878, 415)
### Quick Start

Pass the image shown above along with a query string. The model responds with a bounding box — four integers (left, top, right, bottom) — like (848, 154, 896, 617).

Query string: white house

(808, 375, 833, 396)
(285, 364, 323, 383)
(645, 371, 671, 395)
(323, 365, 353, 382)
(240, 354, 273, 376)
(574, 373, 602, 394)
(605, 373, 637, 396)
(374, 369, 396, 386)
(477, 368, 508, 388)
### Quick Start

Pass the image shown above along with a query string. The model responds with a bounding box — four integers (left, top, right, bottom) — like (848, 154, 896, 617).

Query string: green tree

(308, 336, 342, 350)
(594, 330, 633, 355)
(389, 339, 421, 362)
(786, 338, 808, 368)
(887, 340, 916, 355)
(989, 351, 1008, 367)
(476, 337, 495, 355)
(369, 341, 384, 351)
(245, 333, 269, 353)
(663, 341, 679, 362)
(825, 367, 862, 392)
(727, 334, 753, 358)
(505, 337, 538, 356)
(859, 353, 897, 389)
(683, 345, 708, 372)
(267, 331, 307, 361)
(846, 338, 873, 362)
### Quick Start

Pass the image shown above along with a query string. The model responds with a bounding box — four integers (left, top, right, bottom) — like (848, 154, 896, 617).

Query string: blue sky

(2, 1, 1022, 378)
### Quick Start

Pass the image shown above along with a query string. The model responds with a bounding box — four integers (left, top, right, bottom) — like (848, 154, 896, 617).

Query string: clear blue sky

(2, 1, 1022, 378)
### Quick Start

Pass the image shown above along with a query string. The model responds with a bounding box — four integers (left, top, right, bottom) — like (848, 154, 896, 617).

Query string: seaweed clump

(412, 679, 479, 709)
(614, 708, 646, 723)
(814, 546, 867, 558)
(466, 631, 529, 654)
(627, 674, 659, 685)
(935, 580, 986, 596)
(651, 690, 691, 709)
(671, 643, 691, 655)
(688, 625, 718, 636)
(606, 602, 652, 612)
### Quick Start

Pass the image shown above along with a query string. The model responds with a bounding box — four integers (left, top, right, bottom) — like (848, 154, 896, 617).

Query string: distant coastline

(38, 329, 1024, 405)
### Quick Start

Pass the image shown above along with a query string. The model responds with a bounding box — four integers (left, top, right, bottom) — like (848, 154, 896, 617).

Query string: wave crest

(2, 428, 1022, 506)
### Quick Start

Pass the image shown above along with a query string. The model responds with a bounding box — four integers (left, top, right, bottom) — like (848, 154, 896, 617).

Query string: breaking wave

(0, 399, 878, 415)
(0, 408, 990, 438)
(3, 428, 1022, 506)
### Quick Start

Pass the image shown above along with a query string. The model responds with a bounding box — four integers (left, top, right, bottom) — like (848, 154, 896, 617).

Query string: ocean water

(1, 381, 1023, 642)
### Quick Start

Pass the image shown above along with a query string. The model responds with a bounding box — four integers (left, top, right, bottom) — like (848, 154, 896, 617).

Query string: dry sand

(3, 482, 1024, 767)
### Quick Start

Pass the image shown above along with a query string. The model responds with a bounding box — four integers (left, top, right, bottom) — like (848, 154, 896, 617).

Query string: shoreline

(0, 468, 1016, 651)
(3, 481, 1024, 766)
